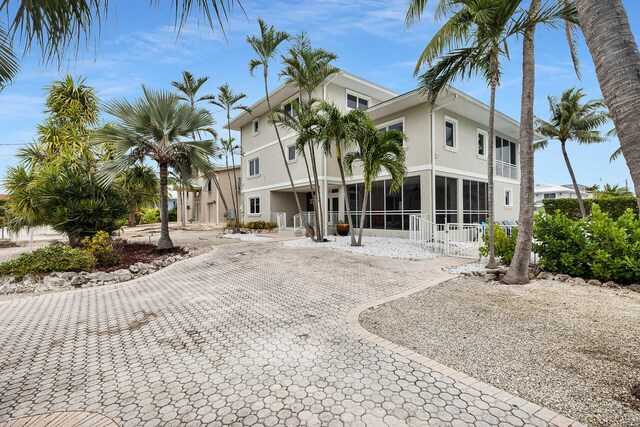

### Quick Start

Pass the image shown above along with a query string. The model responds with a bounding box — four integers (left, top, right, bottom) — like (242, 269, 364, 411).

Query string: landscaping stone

(112, 269, 134, 282)
(568, 277, 587, 285)
(628, 284, 640, 293)
(555, 274, 571, 282)
(603, 281, 618, 288)
(537, 271, 554, 280)
(588, 279, 602, 286)
(43, 275, 66, 289)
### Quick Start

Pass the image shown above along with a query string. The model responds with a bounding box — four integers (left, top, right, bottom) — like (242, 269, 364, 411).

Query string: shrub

(0, 243, 96, 278)
(168, 207, 177, 222)
(542, 196, 638, 220)
(141, 208, 160, 224)
(225, 220, 278, 232)
(82, 231, 121, 268)
(479, 225, 518, 265)
(534, 204, 640, 284)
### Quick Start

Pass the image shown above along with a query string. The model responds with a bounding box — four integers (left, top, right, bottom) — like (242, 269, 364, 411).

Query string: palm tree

(407, 0, 527, 268)
(596, 183, 633, 198)
(247, 19, 303, 222)
(535, 88, 609, 218)
(279, 33, 339, 241)
(574, 0, 640, 211)
(219, 136, 241, 224)
(171, 70, 228, 226)
(117, 164, 159, 227)
(0, 0, 243, 86)
(315, 101, 367, 246)
(210, 84, 251, 231)
(344, 121, 407, 246)
(95, 87, 216, 249)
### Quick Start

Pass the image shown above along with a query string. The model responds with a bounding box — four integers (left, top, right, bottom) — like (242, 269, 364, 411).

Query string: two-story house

(229, 70, 522, 237)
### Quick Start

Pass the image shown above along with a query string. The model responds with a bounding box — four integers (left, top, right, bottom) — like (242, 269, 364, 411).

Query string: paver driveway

(1, 242, 570, 426)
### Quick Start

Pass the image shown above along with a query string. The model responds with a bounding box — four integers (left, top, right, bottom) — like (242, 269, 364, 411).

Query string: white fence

(271, 212, 287, 230)
(2, 226, 58, 242)
(293, 212, 315, 232)
(410, 215, 517, 259)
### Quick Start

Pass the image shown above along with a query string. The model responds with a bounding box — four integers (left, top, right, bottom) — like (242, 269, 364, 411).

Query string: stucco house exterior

(228, 71, 523, 236)
(177, 165, 241, 225)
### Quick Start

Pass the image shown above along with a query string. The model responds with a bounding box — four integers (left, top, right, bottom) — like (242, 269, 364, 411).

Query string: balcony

(496, 161, 518, 180)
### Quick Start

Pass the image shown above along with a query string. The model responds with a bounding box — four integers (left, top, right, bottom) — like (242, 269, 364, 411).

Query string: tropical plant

(574, 0, 640, 211)
(210, 84, 251, 231)
(95, 87, 216, 249)
(534, 88, 609, 218)
(0, 0, 243, 87)
(279, 33, 339, 242)
(247, 19, 304, 219)
(219, 136, 241, 224)
(344, 120, 407, 246)
(82, 230, 121, 267)
(407, 0, 526, 268)
(0, 243, 96, 278)
(116, 164, 159, 226)
(596, 183, 633, 198)
(3, 76, 128, 245)
(171, 70, 228, 224)
(315, 101, 368, 246)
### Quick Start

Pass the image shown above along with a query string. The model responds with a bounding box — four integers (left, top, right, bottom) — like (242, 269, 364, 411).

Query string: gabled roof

(227, 70, 397, 131)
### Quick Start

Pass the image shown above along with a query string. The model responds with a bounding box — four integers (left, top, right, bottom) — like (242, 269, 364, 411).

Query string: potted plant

(336, 219, 350, 236)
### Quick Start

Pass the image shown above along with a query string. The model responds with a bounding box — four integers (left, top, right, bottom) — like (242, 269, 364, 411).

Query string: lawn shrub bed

(479, 225, 518, 265)
(0, 243, 96, 278)
(542, 196, 638, 220)
(534, 205, 640, 284)
(225, 221, 278, 232)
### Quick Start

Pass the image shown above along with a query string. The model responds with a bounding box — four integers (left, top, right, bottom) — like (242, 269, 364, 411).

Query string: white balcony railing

(496, 161, 518, 179)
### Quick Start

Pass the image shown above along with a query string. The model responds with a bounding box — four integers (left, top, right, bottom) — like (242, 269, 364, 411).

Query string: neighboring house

(229, 70, 524, 237)
(167, 190, 178, 212)
(534, 182, 593, 210)
(176, 166, 241, 225)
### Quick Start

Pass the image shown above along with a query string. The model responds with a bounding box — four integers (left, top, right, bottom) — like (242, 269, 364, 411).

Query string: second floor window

(347, 92, 370, 110)
(283, 97, 300, 118)
(444, 116, 458, 150)
(252, 118, 260, 135)
(249, 158, 260, 177)
(288, 145, 296, 161)
(378, 121, 404, 146)
(544, 193, 556, 199)
(477, 130, 487, 157)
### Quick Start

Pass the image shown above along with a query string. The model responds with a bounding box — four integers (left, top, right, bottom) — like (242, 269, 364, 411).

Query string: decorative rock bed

(0, 250, 195, 295)
(447, 262, 640, 291)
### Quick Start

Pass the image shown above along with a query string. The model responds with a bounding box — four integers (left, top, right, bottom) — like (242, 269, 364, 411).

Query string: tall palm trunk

(210, 174, 229, 217)
(574, 0, 640, 212)
(504, 0, 540, 285)
(181, 182, 187, 226)
(263, 67, 304, 220)
(485, 47, 499, 269)
(308, 146, 324, 241)
(357, 189, 370, 246)
(336, 145, 356, 246)
(158, 163, 174, 249)
(561, 140, 587, 217)
(227, 112, 241, 232)
(128, 211, 136, 227)
(224, 149, 239, 229)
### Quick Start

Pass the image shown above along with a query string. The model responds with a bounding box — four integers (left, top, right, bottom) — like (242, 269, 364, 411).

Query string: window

(477, 130, 487, 158)
(505, 189, 513, 207)
(444, 116, 458, 151)
(249, 197, 260, 214)
(346, 91, 370, 110)
(463, 180, 488, 223)
(248, 158, 260, 177)
(345, 176, 420, 231)
(282, 96, 300, 118)
(207, 179, 212, 192)
(543, 193, 556, 199)
(252, 118, 260, 135)
(287, 145, 296, 161)
(378, 119, 405, 146)
(496, 136, 518, 179)
(435, 176, 458, 224)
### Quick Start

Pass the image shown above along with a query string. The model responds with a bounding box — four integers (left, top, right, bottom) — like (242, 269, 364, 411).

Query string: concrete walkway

(0, 242, 580, 426)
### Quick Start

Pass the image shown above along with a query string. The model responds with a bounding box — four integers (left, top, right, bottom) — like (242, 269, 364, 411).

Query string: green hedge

(0, 243, 96, 278)
(534, 205, 640, 284)
(542, 196, 638, 220)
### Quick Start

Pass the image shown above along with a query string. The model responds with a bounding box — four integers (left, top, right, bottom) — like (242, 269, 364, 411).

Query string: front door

(328, 196, 339, 225)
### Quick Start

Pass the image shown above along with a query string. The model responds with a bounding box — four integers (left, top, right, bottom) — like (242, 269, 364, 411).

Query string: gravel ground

(360, 276, 640, 426)
(282, 235, 440, 260)
(222, 233, 274, 242)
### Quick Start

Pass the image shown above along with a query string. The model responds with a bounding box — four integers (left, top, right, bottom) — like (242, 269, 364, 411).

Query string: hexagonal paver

(0, 242, 581, 426)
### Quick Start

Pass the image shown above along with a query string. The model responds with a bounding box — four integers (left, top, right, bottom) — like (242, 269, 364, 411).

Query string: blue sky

(1, 0, 639, 191)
